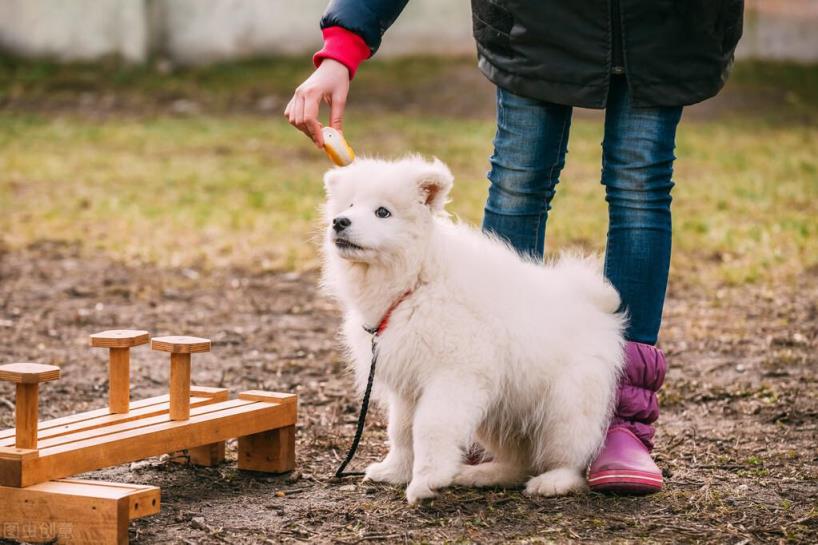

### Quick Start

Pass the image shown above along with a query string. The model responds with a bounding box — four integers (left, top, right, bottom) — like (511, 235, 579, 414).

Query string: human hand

(284, 59, 350, 148)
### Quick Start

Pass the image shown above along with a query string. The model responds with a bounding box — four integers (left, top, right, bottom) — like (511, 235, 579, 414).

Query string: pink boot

(588, 341, 667, 494)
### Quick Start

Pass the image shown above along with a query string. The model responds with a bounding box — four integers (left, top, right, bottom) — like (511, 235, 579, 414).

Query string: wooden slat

(239, 390, 297, 405)
(0, 395, 173, 440)
(0, 386, 228, 441)
(34, 399, 252, 450)
(0, 396, 214, 448)
(1, 399, 296, 487)
(190, 386, 229, 400)
(0, 479, 160, 545)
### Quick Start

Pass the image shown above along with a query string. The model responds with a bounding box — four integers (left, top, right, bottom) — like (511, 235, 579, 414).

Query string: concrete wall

(0, 0, 815, 64)
(0, 0, 148, 62)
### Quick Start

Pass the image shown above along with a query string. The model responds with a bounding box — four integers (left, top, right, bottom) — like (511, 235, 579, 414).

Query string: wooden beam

(0, 479, 159, 545)
(0, 398, 297, 487)
(183, 442, 226, 466)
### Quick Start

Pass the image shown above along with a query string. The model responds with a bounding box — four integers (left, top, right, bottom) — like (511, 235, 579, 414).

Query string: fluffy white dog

(321, 156, 625, 504)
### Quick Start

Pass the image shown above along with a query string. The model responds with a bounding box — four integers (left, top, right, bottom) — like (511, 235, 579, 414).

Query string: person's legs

(601, 76, 682, 345)
(482, 87, 572, 259)
(589, 76, 682, 494)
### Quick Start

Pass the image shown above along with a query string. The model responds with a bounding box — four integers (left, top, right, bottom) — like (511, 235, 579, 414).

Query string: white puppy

(321, 156, 625, 504)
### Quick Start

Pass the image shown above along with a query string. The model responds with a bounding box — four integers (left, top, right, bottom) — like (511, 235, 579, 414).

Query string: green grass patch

(1, 57, 816, 285)
(1, 110, 815, 285)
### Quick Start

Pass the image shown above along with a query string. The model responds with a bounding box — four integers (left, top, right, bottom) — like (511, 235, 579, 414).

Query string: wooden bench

(0, 330, 297, 545)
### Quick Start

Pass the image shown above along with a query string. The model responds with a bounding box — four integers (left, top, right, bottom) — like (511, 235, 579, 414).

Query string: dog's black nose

(333, 216, 351, 233)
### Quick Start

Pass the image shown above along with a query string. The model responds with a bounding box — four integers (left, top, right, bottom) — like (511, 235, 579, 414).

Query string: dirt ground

(0, 242, 815, 544)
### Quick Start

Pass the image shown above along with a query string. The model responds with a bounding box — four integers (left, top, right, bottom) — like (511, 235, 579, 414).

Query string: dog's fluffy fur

(322, 156, 626, 503)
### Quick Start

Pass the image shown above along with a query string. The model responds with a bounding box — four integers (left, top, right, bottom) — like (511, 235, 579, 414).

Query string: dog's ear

(323, 168, 343, 196)
(416, 158, 453, 211)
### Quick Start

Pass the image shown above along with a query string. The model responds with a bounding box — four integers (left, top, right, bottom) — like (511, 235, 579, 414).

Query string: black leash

(335, 333, 380, 478)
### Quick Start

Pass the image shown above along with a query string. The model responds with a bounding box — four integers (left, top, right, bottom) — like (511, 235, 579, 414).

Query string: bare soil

(0, 242, 815, 544)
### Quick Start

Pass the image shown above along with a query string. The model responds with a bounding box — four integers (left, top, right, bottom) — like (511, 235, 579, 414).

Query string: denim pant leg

(602, 77, 683, 345)
(482, 87, 573, 260)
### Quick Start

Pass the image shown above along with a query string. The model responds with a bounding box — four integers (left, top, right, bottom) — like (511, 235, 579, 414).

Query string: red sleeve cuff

(313, 26, 371, 79)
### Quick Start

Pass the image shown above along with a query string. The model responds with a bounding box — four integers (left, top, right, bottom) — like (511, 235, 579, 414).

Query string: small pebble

(338, 484, 356, 492)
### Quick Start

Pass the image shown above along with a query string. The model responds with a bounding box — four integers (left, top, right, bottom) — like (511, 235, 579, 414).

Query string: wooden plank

(34, 399, 252, 450)
(238, 425, 296, 473)
(239, 390, 298, 405)
(190, 385, 229, 400)
(0, 478, 159, 544)
(0, 386, 229, 440)
(0, 396, 215, 448)
(0, 394, 174, 440)
(54, 479, 162, 518)
(2, 399, 296, 487)
(38, 480, 161, 519)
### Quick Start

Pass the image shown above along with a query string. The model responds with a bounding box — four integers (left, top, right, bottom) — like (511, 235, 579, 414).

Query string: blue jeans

(483, 77, 683, 345)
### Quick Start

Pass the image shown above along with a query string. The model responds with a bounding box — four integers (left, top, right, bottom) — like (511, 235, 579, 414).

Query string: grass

(1, 57, 816, 285)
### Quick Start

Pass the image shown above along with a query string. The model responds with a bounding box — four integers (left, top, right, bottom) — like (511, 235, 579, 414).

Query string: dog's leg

(524, 374, 610, 497)
(405, 376, 487, 504)
(454, 460, 528, 488)
(364, 392, 414, 484)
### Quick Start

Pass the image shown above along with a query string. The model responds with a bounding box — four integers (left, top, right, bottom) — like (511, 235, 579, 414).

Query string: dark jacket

(320, 0, 744, 108)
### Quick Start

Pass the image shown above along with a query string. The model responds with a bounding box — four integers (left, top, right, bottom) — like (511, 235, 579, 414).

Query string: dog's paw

(524, 468, 587, 497)
(363, 459, 412, 484)
(405, 479, 438, 505)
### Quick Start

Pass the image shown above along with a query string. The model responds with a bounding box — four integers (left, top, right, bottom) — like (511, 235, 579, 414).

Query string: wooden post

(108, 348, 130, 414)
(0, 363, 61, 450)
(89, 330, 150, 415)
(169, 353, 191, 421)
(15, 384, 38, 450)
(151, 336, 211, 422)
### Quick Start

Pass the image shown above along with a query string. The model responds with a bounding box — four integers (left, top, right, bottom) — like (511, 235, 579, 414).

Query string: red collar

(364, 288, 415, 336)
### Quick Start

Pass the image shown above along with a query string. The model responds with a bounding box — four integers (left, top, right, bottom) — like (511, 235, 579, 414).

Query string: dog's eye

(375, 207, 391, 219)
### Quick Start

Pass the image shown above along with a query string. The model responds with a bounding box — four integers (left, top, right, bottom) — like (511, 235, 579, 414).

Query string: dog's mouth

(334, 238, 366, 251)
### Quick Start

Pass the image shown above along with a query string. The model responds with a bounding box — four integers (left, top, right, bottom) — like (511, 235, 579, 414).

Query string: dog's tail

(556, 253, 621, 314)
